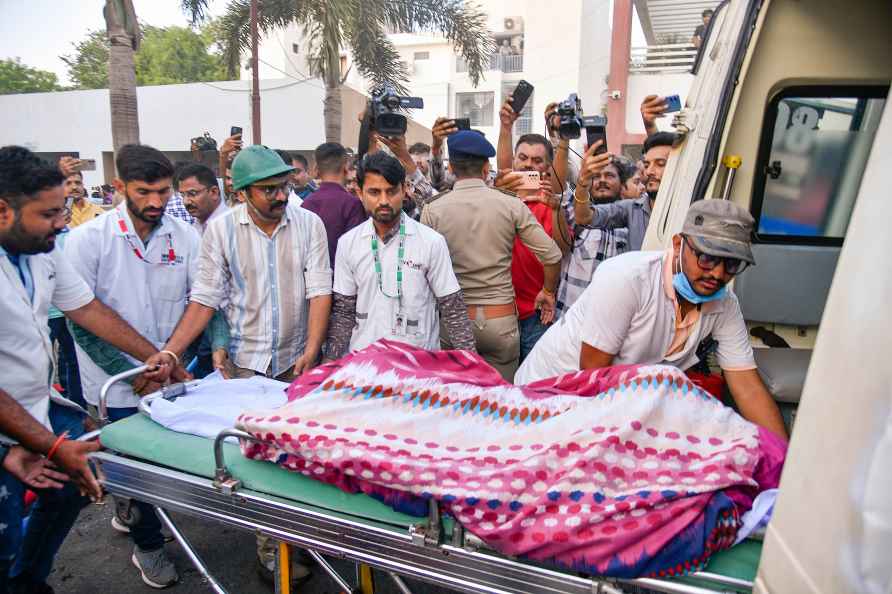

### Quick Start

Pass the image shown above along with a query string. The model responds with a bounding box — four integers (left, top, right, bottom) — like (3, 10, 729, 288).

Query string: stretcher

(86, 366, 765, 594)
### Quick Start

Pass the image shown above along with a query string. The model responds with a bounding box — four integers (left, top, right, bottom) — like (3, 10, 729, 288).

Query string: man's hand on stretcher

(140, 351, 193, 386)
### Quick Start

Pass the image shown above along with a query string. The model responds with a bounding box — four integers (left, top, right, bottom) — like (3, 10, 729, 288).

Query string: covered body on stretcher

(93, 341, 783, 594)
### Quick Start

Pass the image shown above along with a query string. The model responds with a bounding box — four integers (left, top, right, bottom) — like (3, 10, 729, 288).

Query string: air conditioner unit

(504, 16, 524, 33)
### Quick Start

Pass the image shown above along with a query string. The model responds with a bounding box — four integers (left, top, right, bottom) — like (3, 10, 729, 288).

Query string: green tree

(61, 24, 228, 90)
(184, 0, 493, 142)
(61, 31, 109, 89)
(0, 58, 60, 94)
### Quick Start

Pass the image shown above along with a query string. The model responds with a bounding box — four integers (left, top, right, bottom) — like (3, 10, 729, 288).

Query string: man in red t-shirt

(496, 98, 572, 360)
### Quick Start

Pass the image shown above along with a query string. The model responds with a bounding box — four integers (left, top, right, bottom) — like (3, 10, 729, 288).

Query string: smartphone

(514, 170, 540, 190)
(509, 80, 534, 115)
(230, 126, 243, 137)
(453, 118, 471, 131)
(664, 94, 682, 113)
(583, 116, 608, 155)
(75, 159, 97, 171)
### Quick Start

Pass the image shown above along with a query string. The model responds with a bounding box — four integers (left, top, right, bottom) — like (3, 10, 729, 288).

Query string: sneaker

(132, 546, 179, 589)
(112, 512, 175, 542)
(111, 513, 131, 533)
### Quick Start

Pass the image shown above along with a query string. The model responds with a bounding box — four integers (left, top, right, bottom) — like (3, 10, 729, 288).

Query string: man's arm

(724, 369, 788, 440)
(579, 343, 616, 371)
(497, 97, 520, 171)
(157, 302, 217, 362)
(430, 117, 457, 192)
(0, 389, 102, 499)
(293, 295, 332, 374)
(322, 293, 357, 362)
(641, 95, 668, 137)
(437, 291, 476, 352)
(67, 319, 138, 380)
(64, 299, 160, 364)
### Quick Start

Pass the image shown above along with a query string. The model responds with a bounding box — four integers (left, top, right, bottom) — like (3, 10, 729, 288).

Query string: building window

(456, 92, 495, 127)
(751, 86, 887, 243)
(413, 51, 430, 61)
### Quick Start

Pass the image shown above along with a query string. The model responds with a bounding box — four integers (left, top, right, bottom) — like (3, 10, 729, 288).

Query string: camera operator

(544, 102, 580, 189)
(555, 148, 630, 317)
(496, 97, 573, 360)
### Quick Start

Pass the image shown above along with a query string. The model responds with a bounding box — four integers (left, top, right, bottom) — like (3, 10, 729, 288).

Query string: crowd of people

(0, 92, 788, 593)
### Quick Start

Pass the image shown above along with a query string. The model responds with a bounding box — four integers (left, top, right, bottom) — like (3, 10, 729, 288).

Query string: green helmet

(230, 145, 294, 191)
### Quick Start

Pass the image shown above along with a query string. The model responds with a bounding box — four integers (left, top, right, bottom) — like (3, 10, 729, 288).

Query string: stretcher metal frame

(87, 367, 756, 594)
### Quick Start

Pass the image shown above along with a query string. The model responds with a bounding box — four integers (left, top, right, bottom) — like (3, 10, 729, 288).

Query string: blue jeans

(0, 403, 89, 591)
(48, 317, 86, 409)
(107, 407, 165, 552)
(519, 314, 549, 362)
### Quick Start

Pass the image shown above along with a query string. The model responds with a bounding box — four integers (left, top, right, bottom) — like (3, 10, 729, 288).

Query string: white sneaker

(111, 514, 131, 534)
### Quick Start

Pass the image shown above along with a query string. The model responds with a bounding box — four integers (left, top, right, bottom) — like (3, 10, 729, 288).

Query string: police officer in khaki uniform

(421, 131, 562, 381)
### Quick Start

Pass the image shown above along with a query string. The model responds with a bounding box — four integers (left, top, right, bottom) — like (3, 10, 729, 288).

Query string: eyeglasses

(684, 238, 749, 275)
(180, 187, 212, 199)
(252, 182, 290, 199)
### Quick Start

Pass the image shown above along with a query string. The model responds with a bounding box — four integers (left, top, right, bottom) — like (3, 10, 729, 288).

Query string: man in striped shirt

(150, 145, 331, 584)
(153, 145, 332, 382)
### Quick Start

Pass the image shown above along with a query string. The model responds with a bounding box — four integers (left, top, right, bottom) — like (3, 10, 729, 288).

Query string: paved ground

(50, 501, 457, 594)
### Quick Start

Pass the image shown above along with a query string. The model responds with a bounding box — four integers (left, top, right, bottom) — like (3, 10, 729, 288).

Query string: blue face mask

(672, 243, 727, 304)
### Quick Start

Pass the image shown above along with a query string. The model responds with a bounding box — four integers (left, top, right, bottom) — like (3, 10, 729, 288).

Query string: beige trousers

(441, 309, 520, 382)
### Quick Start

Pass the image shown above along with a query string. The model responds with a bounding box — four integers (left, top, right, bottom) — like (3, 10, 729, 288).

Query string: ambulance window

(751, 86, 887, 244)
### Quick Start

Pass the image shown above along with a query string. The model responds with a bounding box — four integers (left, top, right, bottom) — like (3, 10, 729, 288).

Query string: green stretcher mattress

(99, 413, 763, 590)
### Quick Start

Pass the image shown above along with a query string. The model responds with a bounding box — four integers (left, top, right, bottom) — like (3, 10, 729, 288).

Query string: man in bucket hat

(147, 145, 333, 584)
(516, 199, 787, 439)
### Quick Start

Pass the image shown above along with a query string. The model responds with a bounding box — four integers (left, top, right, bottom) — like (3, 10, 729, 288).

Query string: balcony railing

(629, 44, 697, 73)
(457, 52, 524, 74)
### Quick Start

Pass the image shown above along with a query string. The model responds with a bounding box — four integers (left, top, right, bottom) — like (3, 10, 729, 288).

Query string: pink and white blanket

(236, 341, 785, 578)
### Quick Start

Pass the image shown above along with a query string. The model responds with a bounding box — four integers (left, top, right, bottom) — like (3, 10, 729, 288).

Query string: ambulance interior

(647, 0, 891, 591)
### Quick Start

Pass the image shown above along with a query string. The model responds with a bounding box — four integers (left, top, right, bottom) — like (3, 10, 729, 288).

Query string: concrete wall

(0, 79, 327, 186)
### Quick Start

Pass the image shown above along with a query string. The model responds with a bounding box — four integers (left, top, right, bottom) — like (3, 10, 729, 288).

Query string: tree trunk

(322, 34, 342, 143)
(105, 0, 140, 154)
(323, 80, 342, 143)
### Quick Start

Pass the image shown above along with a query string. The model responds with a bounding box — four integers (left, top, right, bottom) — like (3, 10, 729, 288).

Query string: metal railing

(457, 52, 524, 74)
(629, 43, 697, 73)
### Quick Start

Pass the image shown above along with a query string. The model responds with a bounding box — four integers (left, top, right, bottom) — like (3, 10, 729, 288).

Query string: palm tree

(105, 0, 141, 152)
(183, 0, 493, 142)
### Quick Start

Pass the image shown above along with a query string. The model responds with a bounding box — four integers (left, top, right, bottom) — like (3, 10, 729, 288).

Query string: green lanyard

(371, 218, 406, 306)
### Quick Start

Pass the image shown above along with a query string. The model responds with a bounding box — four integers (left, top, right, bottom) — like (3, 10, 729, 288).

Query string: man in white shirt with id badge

(324, 152, 475, 361)
(66, 144, 200, 589)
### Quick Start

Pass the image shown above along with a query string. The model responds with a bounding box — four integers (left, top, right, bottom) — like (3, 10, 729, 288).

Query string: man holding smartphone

(496, 97, 572, 361)
(59, 157, 102, 228)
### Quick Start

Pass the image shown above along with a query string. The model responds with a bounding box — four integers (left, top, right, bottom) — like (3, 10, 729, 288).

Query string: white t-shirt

(334, 215, 460, 352)
(515, 250, 756, 384)
(0, 246, 93, 442)
(66, 204, 202, 407)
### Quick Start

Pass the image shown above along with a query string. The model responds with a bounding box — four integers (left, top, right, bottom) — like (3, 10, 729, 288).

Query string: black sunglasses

(684, 238, 749, 275)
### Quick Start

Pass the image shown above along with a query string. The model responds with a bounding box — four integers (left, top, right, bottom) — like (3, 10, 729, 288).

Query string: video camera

(191, 132, 218, 152)
(358, 84, 424, 156)
(557, 93, 583, 140)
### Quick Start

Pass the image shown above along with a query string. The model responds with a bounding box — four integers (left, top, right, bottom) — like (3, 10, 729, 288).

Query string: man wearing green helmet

(146, 145, 333, 583)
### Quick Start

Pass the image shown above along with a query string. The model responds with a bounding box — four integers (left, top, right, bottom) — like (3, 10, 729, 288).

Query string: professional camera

(358, 84, 424, 156)
(191, 132, 218, 152)
(368, 84, 424, 137)
(557, 93, 584, 140)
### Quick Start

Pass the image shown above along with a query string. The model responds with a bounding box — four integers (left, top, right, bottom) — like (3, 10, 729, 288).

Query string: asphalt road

(49, 501, 458, 594)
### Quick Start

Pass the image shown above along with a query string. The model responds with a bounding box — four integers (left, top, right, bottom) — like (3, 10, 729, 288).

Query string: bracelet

(574, 191, 591, 205)
(47, 431, 69, 461)
(159, 350, 179, 366)
(542, 287, 555, 297)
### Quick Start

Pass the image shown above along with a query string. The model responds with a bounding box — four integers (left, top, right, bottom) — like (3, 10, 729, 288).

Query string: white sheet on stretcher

(149, 371, 289, 439)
